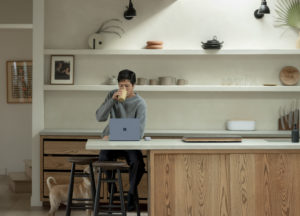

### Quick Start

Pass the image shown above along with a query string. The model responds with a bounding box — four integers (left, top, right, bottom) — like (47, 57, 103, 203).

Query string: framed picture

(6, 60, 32, 104)
(50, 55, 74, 84)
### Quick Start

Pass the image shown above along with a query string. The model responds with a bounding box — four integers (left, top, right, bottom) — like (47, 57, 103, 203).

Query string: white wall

(0, 0, 32, 175)
(43, 0, 300, 132)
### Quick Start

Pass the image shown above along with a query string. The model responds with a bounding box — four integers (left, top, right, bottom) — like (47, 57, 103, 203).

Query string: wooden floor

(0, 175, 147, 216)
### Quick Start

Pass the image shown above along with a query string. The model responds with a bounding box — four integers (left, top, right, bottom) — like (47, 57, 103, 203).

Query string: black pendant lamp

(254, 0, 270, 19)
(124, 0, 136, 20)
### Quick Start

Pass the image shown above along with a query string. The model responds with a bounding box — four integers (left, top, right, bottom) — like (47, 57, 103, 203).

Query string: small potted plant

(88, 19, 125, 49)
(274, 0, 300, 48)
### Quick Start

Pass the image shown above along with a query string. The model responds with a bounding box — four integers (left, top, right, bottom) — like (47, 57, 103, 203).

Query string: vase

(297, 32, 300, 49)
(88, 33, 103, 49)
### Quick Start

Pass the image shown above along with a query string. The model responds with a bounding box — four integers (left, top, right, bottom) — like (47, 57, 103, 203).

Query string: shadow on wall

(45, 0, 176, 49)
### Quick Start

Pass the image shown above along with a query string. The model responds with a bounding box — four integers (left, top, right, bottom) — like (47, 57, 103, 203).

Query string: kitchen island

(86, 138, 300, 216)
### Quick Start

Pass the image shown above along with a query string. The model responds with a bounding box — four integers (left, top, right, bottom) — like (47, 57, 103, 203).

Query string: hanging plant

(274, 0, 300, 30)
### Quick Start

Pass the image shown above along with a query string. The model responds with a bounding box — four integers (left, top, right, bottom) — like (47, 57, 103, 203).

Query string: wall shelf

(44, 85, 300, 92)
(0, 24, 33, 29)
(44, 49, 300, 56)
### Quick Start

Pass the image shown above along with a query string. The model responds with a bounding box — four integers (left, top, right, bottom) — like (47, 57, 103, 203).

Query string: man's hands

(102, 136, 109, 140)
(112, 89, 124, 101)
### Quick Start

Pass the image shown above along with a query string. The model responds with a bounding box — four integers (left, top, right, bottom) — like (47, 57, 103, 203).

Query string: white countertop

(40, 129, 290, 138)
(86, 138, 300, 150)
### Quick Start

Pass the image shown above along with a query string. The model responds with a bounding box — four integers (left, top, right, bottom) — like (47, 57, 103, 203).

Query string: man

(96, 69, 146, 210)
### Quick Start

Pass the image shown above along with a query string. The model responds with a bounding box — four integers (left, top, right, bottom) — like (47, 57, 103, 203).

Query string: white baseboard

(31, 196, 42, 207)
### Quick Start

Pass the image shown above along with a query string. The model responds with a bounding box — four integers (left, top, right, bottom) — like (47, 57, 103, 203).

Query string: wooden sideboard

(149, 149, 300, 216)
(40, 135, 148, 204)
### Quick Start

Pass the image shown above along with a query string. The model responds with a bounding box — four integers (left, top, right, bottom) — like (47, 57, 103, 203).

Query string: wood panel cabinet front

(150, 151, 300, 216)
(40, 136, 148, 204)
(44, 140, 98, 155)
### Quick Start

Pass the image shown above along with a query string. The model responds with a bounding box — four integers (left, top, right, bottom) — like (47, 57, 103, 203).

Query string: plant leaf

(96, 19, 122, 33)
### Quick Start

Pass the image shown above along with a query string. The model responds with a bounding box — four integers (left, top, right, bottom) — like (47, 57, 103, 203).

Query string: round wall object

(279, 66, 300, 86)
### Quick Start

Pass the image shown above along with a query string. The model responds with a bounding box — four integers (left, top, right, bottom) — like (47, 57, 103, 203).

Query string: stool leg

(89, 163, 96, 202)
(66, 162, 76, 216)
(108, 170, 115, 213)
(135, 190, 140, 216)
(117, 169, 126, 216)
(93, 168, 102, 216)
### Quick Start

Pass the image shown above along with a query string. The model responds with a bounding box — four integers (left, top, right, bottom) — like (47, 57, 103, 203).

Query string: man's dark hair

(117, 69, 136, 85)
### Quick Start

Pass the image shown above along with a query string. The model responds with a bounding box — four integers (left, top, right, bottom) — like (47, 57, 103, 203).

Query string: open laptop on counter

(182, 134, 242, 143)
(109, 118, 141, 141)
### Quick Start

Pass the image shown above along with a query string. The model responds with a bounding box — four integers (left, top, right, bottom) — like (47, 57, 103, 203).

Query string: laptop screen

(109, 118, 141, 141)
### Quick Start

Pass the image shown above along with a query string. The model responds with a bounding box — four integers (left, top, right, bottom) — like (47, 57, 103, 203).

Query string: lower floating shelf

(44, 85, 300, 92)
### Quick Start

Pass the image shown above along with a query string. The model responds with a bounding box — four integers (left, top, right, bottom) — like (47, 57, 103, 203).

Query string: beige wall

(0, 0, 32, 174)
(43, 0, 300, 132)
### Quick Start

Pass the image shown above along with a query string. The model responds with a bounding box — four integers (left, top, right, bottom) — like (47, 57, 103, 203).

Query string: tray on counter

(182, 135, 242, 143)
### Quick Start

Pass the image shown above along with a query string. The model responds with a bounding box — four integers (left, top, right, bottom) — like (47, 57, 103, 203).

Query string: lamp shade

(124, 0, 136, 20)
(259, 1, 270, 14)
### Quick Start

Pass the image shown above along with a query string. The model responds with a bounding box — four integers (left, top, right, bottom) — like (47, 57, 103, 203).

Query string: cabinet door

(230, 153, 300, 216)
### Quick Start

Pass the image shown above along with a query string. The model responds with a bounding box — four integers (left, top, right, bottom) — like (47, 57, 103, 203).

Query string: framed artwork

(50, 55, 74, 84)
(6, 60, 32, 104)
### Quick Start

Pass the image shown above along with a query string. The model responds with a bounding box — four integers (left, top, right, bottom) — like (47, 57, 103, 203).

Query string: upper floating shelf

(44, 49, 300, 56)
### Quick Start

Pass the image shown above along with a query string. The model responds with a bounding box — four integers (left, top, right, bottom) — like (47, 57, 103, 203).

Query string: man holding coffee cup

(96, 69, 147, 211)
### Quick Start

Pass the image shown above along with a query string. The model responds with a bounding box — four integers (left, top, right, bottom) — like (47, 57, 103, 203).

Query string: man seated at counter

(96, 69, 147, 210)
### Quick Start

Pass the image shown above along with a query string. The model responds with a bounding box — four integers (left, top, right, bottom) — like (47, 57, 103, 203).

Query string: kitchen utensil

(201, 36, 224, 50)
(159, 76, 176, 85)
(145, 45, 163, 49)
(147, 41, 163, 45)
(149, 79, 158, 85)
(177, 79, 187, 85)
(106, 75, 117, 85)
(137, 77, 148, 85)
(279, 66, 300, 86)
(288, 101, 294, 129)
(283, 106, 289, 124)
(279, 106, 285, 130)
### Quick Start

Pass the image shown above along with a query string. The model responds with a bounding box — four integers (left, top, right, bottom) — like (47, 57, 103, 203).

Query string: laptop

(109, 118, 141, 141)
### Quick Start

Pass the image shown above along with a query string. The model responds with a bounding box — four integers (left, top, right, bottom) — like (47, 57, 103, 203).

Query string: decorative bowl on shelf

(279, 66, 300, 86)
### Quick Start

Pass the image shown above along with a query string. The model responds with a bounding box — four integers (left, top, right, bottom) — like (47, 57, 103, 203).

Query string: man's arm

(136, 100, 147, 138)
(96, 91, 116, 122)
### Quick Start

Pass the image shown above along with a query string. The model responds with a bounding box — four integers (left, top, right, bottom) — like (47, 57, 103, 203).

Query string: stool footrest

(70, 203, 94, 209)
(71, 198, 93, 201)
(99, 179, 118, 183)
(74, 173, 90, 177)
(96, 214, 123, 216)
(98, 204, 122, 208)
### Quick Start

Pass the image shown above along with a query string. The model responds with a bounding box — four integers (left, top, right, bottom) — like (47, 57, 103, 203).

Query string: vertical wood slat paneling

(230, 154, 300, 216)
(230, 154, 256, 216)
(153, 154, 175, 216)
(153, 154, 231, 216)
(151, 152, 300, 216)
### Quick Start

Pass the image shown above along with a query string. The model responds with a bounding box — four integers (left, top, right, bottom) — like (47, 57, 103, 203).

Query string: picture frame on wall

(50, 55, 74, 84)
(6, 60, 32, 104)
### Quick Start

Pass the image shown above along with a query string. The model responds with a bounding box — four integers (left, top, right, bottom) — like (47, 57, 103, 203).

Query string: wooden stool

(92, 161, 127, 216)
(65, 157, 98, 216)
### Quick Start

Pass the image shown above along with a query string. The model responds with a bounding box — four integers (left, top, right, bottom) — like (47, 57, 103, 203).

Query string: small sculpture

(88, 19, 125, 49)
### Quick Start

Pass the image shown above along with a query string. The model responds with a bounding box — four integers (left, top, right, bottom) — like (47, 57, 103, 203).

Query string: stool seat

(68, 157, 98, 164)
(93, 161, 128, 170)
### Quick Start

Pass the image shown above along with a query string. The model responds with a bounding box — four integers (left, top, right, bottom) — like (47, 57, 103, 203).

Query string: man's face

(118, 79, 134, 95)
